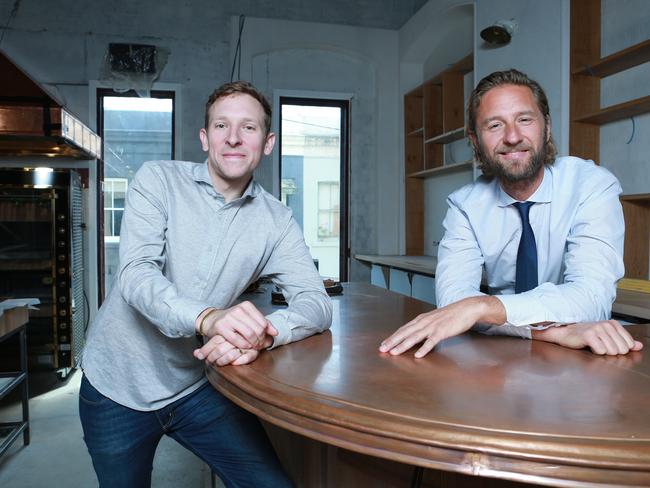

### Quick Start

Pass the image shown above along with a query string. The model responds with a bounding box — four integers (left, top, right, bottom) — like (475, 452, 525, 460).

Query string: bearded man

(380, 69, 643, 358)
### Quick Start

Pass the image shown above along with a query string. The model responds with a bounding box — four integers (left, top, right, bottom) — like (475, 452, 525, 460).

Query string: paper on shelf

(0, 298, 41, 318)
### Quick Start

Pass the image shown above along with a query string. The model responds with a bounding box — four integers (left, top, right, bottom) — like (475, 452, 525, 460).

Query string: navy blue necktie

(513, 201, 538, 293)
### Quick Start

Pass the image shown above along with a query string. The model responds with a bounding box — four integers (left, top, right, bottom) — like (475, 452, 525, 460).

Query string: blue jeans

(79, 375, 292, 488)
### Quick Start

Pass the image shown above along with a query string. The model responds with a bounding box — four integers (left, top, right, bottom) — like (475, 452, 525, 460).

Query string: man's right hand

(196, 301, 270, 349)
(378, 295, 506, 358)
(532, 320, 644, 355)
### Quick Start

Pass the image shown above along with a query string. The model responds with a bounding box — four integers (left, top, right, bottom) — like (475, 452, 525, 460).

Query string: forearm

(496, 279, 616, 327)
(267, 290, 332, 347)
(119, 263, 208, 337)
(118, 165, 209, 337)
(465, 295, 507, 325)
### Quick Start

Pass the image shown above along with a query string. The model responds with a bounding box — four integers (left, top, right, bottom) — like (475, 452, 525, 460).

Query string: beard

(476, 137, 548, 185)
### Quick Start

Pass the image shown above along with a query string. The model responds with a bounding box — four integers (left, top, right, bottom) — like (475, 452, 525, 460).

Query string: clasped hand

(193, 301, 277, 366)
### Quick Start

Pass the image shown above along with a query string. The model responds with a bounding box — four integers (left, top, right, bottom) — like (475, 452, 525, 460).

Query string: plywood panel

(621, 198, 650, 279)
(423, 84, 442, 140)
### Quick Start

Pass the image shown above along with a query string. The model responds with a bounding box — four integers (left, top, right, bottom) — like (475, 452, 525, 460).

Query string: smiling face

(199, 93, 275, 197)
(471, 84, 550, 186)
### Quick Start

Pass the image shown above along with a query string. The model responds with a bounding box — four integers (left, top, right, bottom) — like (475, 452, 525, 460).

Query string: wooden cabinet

(403, 53, 473, 255)
(570, 0, 650, 279)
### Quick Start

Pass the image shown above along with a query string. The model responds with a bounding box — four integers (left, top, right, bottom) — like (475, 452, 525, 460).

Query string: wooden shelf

(574, 95, 650, 125)
(572, 39, 650, 78)
(620, 193, 650, 203)
(620, 194, 650, 279)
(0, 260, 51, 271)
(618, 278, 650, 293)
(406, 127, 423, 137)
(424, 127, 465, 145)
(408, 160, 473, 179)
(403, 51, 473, 255)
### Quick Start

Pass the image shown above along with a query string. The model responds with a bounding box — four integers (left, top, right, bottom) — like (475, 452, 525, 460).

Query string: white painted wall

(236, 16, 400, 280)
(474, 0, 569, 155)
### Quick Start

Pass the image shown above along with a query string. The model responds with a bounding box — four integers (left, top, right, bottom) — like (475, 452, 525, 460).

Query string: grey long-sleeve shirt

(82, 160, 332, 411)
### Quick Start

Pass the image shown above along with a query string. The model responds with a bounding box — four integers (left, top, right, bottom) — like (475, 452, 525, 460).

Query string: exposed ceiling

(0, 0, 430, 34)
(229, 0, 430, 29)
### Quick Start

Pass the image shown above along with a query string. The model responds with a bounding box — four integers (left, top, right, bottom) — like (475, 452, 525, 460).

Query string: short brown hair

(466, 69, 557, 166)
(204, 80, 272, 134)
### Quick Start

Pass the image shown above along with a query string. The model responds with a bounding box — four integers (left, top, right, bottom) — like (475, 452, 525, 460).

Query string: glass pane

(104, 210, 113, 237)
(281, 104, 341, 279)
(102, 95, 173, 294)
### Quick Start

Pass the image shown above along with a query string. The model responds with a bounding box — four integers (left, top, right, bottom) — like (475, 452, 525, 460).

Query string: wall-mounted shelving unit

(570, 0, 650, 280)
(408, 160, 473, 179)
(403, 53, 473, 255)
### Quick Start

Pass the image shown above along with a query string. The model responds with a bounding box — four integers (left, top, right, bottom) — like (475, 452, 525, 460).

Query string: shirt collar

(496, 165, 553, 207)
(192, 160, 259, 202)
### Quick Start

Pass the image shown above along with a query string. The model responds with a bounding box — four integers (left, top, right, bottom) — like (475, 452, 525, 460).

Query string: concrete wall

(237, 16, 400, 280)
(0, 3, 403, 283)
(0, 1, 229, 164)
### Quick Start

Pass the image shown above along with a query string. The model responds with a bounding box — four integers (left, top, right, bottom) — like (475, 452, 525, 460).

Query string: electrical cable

(83, 289, 90, 330)
(0, 0, 20, 49)
(626, 116, 635, 144)
(230, 15, 246, 82)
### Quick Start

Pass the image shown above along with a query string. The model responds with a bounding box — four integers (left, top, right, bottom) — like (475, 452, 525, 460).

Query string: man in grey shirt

(80, 81, 332, 487)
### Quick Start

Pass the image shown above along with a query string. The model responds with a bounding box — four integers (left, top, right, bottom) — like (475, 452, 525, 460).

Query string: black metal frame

(0, 169, 83, 374)
(278, 97, 351, 282)
(95, 89, 176, 304)
(0, 321, 30, 455)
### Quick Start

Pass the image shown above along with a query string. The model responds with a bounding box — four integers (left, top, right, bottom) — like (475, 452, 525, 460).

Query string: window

(98, 90, 175, 297)
(317, 181, 340, 239)
(104, 178, 128, 239)
(279, 98, 349, 280)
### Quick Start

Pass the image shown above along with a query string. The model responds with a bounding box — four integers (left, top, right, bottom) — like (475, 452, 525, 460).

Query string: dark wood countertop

(207, 283, 650, 487)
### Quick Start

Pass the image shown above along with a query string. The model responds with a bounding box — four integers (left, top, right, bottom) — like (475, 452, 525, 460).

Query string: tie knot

(513, 201, 534, 222)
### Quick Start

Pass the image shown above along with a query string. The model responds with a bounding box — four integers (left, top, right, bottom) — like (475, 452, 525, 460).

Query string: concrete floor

(0, 368, 218, 487)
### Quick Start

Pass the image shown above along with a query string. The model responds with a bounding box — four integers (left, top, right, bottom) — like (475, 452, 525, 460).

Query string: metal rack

(0, 306, 30, 456)
(0, 169, 86, 378)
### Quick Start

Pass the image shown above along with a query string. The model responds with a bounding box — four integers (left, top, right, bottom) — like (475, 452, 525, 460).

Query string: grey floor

(0, 368, 219, 487)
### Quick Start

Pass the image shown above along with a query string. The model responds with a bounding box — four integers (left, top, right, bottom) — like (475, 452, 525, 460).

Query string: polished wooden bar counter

(207, 283, 650, 487)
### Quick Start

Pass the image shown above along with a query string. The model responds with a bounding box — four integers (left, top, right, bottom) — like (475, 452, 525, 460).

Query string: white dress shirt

(435, 156, 624, 338)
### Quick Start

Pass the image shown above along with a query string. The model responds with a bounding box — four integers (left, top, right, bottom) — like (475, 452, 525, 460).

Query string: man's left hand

(194, 324, 276, 366)
(532, 320, 644, 355)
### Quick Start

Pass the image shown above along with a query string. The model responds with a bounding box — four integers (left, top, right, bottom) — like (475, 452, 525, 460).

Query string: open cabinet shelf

(571, 38, 650, 78)
(570, 0, 650, 279)
(408, 160, 473, 179)
(403, 53, 473, 255)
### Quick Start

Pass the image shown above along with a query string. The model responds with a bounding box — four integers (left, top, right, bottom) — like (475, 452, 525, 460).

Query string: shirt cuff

(167, 298, 213, 336)
(472, 323, 532, 339)
(265, 310, 292, 349)
(495, 293, 545, 326)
